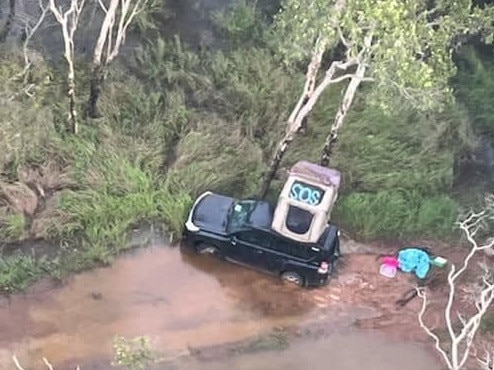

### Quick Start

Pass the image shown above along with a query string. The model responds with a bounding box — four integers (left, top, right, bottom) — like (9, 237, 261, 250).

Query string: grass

(0, 212, 29, 242)
(0, 254, 53, 294)
(0, 3, 488, 293)
(333, 191, 459, 240)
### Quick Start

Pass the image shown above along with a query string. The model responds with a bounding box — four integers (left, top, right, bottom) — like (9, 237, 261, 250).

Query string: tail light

(318, 261, 329, 274)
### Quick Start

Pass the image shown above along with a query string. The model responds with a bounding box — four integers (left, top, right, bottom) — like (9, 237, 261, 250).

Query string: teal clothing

(398, 248, 431, 279)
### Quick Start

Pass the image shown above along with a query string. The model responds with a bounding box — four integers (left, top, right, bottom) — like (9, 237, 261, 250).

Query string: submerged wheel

(281, 271, 304, 287)
(196, 243, 222, 258)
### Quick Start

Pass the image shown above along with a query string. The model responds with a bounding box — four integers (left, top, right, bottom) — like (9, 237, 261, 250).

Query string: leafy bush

(112, 336, 156, 370)
(211, 1, 272, 48)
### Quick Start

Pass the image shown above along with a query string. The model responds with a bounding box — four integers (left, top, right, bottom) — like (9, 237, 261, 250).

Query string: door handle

(254, 249, 263, 254)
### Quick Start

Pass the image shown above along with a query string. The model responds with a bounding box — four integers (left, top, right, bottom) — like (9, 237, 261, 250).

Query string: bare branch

(12, 355, 75, 369)
(12, 355, 26, 370)
(97, 0, 108, 12)
(417, 210, 494, 370)
(42, 357, 55, 370)
(476, 347, 494, 370)
(10, 0, 50, 79)
(416, 287, 454, 369)
(327, 73, 373, 84)
(87, 0, 147, 118)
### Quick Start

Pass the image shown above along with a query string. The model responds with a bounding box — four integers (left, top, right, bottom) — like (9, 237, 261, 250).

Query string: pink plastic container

(379, 263, 397, 278)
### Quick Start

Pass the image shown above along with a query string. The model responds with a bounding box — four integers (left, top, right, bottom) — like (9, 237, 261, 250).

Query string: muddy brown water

(178, 333, 442, 370)
(0, 240, 444, 370)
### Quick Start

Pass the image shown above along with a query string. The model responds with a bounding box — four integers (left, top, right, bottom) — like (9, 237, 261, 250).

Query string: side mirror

(231, 236, 238, 245)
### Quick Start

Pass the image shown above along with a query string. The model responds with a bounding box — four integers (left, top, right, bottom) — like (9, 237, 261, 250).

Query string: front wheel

(281, 271, 305, 287)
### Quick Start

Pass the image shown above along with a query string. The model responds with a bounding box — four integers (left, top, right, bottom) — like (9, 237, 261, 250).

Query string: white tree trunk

(87, 0, 146, 118)
(259, 57, 361, 198)
(319, 60, 366, 166)
(319, 32, 373, 166)
(48, 0, 85, 134)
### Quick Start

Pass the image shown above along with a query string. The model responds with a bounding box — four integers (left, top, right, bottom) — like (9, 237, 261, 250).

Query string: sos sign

(289, 181, 325, 206)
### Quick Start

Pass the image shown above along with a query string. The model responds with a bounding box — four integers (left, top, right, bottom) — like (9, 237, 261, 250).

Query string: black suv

(182, 191, 341, 287)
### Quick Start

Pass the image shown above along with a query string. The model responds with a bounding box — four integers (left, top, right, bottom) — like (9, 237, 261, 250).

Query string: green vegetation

(1, 1, 493, 293)
(0, 254, 47, 293)
(112, 336, 156, 370)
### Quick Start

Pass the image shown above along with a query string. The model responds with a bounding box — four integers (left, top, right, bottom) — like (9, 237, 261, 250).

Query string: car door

(268, 236, 319, 274)
(229, 229, 272, 269)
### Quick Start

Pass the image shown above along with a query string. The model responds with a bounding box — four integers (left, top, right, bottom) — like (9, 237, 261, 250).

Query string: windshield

(227, 200, 257, 233)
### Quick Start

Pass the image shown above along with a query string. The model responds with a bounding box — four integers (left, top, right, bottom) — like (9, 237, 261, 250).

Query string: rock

(0, 181, 38, 216)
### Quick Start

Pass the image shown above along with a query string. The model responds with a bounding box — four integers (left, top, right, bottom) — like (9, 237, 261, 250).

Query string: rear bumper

(306, 273, 330, 287)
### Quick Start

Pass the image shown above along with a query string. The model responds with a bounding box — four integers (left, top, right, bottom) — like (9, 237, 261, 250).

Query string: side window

(285, 206, 314, 235)
(271, 238, 312, 259)
(236, 231, 270, 248)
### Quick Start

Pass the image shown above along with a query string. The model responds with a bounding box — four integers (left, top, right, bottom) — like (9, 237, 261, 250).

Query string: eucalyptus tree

(49, 0, 86, 134)
(259, 0, 494, 198)
(87, 0, 147, 119)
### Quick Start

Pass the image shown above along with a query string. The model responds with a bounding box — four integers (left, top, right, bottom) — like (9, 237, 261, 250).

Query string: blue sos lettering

(289, 182, 323, 206)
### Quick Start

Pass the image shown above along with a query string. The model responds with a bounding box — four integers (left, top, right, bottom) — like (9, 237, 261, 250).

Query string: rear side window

(285, 206, 313, 235)
(237, 230, 270, 248)
(271, 238, 313, 260)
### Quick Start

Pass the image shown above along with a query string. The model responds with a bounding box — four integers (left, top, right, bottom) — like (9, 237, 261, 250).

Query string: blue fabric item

(398, 248, 431, 279)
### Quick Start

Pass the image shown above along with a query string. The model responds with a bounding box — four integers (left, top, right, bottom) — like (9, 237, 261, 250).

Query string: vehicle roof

(247, 201, 274, 230)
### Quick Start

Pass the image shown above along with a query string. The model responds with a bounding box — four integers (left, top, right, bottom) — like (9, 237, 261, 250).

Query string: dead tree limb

(416, 210, 494, 370)
(16, 0, 49, 77)
(48, 0, 86, 134)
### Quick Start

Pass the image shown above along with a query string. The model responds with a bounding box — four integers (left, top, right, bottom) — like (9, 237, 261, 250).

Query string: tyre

(196, 243, 222, 258)
(281, 271, 305, 287)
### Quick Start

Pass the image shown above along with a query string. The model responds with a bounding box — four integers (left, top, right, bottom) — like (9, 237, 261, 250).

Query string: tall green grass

(0, 254, 51, 293)
(0, 3, 486, 294)
(333, 191, 459, 240)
